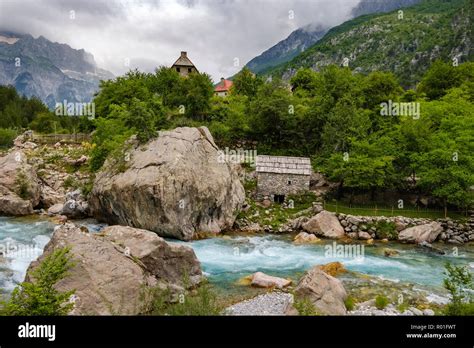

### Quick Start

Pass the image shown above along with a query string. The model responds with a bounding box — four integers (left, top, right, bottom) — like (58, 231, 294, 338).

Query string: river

(1, 216, 473, 303)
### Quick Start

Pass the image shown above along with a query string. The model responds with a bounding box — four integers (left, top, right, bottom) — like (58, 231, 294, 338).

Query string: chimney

(181, 51, 187, 58)
(220, 77, 225, 85)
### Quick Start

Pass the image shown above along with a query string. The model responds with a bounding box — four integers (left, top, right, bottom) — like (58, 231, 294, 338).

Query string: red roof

(215, 79, 233, 92)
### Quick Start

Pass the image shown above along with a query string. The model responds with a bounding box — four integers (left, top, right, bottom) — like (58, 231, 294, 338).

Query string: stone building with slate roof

(256, 155, 312, 202)
(171, 51, 198, 77)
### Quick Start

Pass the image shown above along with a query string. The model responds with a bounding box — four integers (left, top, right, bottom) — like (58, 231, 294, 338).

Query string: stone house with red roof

(215, 77, 233, 97)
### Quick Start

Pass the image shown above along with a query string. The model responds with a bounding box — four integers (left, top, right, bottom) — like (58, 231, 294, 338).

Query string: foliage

(0, 128, 17, 148)
(443, 263, 474, 315)
(344, 296, 355, 311)
(293, 296, 319, 316)
(0, 247, 75, 316)
(264, 0, 470, 87)
(373, 221, 397, 240)
(232, 67, 263, 99)
(14, 170, 30, 200)
(149, 283, 222, 316)
(375, 295, 389, 310)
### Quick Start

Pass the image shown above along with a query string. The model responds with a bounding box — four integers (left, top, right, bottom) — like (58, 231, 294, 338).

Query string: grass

(324, 201, 467, 220)
(147, 283, 222, 316)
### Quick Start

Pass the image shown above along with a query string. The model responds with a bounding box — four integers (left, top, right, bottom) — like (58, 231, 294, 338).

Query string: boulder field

(89, 127, 245, 241)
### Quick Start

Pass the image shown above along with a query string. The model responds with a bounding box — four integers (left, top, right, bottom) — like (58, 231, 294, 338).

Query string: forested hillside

(264, 0, 472, 87)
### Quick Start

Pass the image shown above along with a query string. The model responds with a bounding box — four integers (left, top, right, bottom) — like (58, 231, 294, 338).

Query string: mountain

(245, 25, 328, 75)
(244, 0, 423, 75)
(351, 0, 422, 17)
(263, 0, 472, 86)
(0, 32, 114, 109)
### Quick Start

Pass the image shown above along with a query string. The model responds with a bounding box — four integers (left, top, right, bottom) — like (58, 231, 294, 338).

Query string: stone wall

(257, 172, 310, 200)
(336, 213, 474, 244)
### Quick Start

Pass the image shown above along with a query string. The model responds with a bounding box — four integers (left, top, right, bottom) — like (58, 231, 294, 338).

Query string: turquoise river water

(1, 216, 473, 301)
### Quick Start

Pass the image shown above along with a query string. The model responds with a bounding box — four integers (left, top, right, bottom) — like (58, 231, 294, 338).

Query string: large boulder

(288, 266, 348, 315)
(0, 150, 40, 215)
(398, 222, 443, 243)
(101, 225, 203, 287)
(89, 127, 245, 240)
(302, 211, 345, 239)
(26, 224, 203, 315)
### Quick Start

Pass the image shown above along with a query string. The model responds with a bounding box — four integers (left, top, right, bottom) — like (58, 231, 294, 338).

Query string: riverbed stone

(287, 266, 348, 315)
(398, 222, 443, 244)
(303, 211, 345, 239)
(293, 231, 321, 244)
(250, 272, 291, 289)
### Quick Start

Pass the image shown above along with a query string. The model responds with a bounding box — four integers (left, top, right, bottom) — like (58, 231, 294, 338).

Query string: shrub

(374, 220, 397, 240)
(443, 262, 474, 315)
(149, 283, 222, 316)
(63, 176, 80, 191)
(0, 247, 75, 315)
(0, 128, 17, 148)
(293, 296, 319, 316)
(375, 295, 389, 310)
(344, 296, 355, 311)
(14, 170, 30, 200)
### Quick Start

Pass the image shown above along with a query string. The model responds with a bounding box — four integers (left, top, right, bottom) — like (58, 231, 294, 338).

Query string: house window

(176, 67, 180, 72)
(188, 68, 192, 73)
(288, 180, 292, 185)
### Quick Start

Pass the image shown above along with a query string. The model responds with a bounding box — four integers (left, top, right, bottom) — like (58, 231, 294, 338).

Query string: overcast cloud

(0, 0, 361, 81)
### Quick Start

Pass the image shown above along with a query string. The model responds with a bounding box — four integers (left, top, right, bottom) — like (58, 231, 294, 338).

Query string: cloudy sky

(0, 0, 361, 82)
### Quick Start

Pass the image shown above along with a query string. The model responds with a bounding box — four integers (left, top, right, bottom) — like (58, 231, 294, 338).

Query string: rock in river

(250, 272, 292, 289)
(302, 211, 345, 239)
(26, 224, 203, 315)
(398, 222, 443, 244)
(89, 127, 245, 241)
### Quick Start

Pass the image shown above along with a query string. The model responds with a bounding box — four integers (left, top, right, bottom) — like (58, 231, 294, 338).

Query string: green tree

(1, 248, 75, 316)
(443, 263, 474, 315)
(417, 60, 473, 100)
(183, 72, 214, 120)
(232, 67, 263, 99)
(94, 69, 152, 118)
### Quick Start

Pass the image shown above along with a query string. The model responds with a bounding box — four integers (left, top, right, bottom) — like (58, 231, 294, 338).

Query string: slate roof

(256, 155, 312, 175)
(172, 51, 196, 67)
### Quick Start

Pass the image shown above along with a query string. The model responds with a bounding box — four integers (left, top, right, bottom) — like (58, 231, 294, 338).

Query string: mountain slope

(264, 0, 472, 86)
(351, 0, 422, 17)
(245, 25, 328, 74)
(0, 32, 114, 108)
(244, 0, 423, 75)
